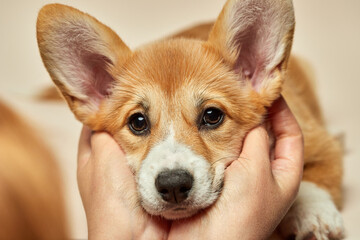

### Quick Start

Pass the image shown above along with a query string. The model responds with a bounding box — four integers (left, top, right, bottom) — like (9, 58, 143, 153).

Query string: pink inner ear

(233, 29, 267, 91)
(55, 23, 116, 105)
(227, 0, 294, 92)
(81, 53, 114, 101)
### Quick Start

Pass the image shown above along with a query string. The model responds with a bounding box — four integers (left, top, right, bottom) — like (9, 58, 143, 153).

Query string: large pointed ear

(37, 4, 131, 125)
(208, 0, 295, 104)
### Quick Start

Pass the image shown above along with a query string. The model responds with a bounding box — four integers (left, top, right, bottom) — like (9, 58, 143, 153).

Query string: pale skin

(77, 96, 304, 240)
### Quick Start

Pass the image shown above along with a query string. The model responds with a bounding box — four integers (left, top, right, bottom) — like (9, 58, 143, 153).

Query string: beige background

(0, 0, 359, 239)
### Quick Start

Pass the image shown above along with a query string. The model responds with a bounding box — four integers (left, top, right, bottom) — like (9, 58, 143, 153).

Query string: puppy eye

(128, 113, 149, 135)
(201, 107, 224, 128)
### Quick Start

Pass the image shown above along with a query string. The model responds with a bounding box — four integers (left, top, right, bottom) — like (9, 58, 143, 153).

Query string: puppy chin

(140, 191, 220, 220)
(160, 209, 199, 220)
(141, 204, 198, 219)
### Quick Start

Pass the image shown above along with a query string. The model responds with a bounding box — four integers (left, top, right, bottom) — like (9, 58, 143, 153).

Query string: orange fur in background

(0, 100, 68, 240)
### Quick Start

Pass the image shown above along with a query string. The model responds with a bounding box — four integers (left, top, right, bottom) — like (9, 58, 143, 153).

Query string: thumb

(225, 126, 271, 184)
(240, 125, 271, 165)
(269, 97, 304, 195)
(90, 132, 136, 191)
(77, 126, 92, 169)
(90, 132, 132, 178)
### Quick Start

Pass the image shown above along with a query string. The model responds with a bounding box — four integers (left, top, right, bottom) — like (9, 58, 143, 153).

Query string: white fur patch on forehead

(137, 129, 221, 218)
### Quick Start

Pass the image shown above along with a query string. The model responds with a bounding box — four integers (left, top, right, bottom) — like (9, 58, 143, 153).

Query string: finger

(269, 96, 304, 192)
(226, 126, 271, 185)
(90, 132, 135, 191)
(269, 96, 302, 143)
(90, 132, 127, 167)
(239, 125, 271, 166)
(77, 125, 92, 168)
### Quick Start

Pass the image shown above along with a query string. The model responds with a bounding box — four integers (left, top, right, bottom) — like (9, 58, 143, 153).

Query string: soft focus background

(0, 0, 359, 239)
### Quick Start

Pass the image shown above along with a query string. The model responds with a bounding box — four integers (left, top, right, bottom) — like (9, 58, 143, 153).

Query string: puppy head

(37, 0, 294, 219)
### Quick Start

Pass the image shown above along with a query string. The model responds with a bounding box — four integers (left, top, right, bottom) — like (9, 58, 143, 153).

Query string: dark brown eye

(201, 107, 224, 128)
(128, 113, 149, 135)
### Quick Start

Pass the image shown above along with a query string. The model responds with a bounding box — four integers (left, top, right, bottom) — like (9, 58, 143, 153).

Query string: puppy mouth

(159, 205, 199, 220)
(159, 198, 194, 213)
(173, 207, 187, 211)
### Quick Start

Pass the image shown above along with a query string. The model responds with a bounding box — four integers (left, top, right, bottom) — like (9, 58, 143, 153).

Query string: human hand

(77, 96, 303, 240)
(77, 127, 170, 240)
(168, 96, 304, 240)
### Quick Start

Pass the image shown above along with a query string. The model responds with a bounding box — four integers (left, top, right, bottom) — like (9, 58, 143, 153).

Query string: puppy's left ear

(208, 0, 295, 104)
(37, 4, 131, 127)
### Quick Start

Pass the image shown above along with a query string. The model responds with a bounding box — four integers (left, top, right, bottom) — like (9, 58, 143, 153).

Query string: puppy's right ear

(37, 4, 131, 126)
(208, 0, 295, 105)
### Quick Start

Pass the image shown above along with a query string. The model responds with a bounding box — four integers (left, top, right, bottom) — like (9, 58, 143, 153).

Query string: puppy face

(37, 0, 294, 219)
(97, 40, 265, 218)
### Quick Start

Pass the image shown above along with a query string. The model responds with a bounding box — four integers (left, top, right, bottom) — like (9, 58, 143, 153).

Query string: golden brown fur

(0, 100, 68, 239)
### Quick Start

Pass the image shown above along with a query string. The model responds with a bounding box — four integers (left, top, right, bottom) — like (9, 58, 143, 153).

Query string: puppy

(37, 0, 344, 239)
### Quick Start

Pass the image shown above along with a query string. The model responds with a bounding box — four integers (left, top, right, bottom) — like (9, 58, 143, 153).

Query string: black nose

(155, 169, 193, 204)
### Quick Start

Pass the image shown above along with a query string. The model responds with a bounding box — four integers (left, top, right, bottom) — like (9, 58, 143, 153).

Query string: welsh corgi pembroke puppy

(37, 0, 344, 239)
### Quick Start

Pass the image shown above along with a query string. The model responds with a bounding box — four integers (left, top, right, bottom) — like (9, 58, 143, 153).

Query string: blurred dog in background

(0, 100, 68, 240)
